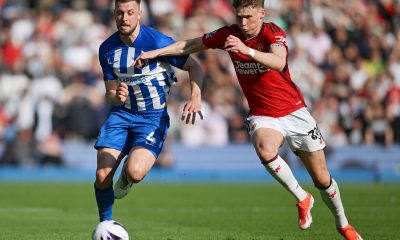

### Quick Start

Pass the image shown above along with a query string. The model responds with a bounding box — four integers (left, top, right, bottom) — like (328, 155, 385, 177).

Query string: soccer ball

(92, 220, 129, 240)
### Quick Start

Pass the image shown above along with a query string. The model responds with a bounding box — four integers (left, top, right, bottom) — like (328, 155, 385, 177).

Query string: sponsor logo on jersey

(234, 61, 269, 75)
(119, 76, 148, 85)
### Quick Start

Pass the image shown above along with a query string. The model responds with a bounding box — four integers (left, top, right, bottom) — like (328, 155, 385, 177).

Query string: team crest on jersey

(255, 43, 263, 52)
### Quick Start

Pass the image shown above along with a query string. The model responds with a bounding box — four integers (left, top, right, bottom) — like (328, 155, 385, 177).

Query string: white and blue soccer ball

(92, 220, 129, 240)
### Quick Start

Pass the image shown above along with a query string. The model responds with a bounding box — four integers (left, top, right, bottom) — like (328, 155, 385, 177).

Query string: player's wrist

(248, 48, 256, 58)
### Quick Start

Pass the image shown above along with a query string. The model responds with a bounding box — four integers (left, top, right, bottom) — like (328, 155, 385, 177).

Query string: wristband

(248, 48, 256, 58)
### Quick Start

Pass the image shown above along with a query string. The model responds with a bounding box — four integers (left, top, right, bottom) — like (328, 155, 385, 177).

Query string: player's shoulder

(219, 24, 241, 34)
(139, 25, 174, 47)
(99, 32, 120, 52)
(205, 24, 240, 39)
(263, 22, 286, 35)
(140, 24, 165, 37)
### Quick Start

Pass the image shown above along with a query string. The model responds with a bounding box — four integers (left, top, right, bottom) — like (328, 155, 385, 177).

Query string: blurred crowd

(0, 0, 399, 166)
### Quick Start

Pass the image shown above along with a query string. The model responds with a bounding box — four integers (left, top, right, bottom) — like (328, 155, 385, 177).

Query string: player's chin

(118, 27, 132, 35)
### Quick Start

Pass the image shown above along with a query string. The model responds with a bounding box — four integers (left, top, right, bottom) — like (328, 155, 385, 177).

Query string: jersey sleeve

(202, 26, 231, 49)
(264, 22, 288, 49)
(98, 43, 117, 81)
(156, 35, 189, 69)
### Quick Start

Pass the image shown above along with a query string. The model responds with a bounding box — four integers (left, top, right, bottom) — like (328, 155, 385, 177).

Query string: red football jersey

(202, 22, 306, 117)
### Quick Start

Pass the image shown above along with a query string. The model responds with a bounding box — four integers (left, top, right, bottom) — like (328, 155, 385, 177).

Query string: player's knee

(257, 144, 278, 163)
(313, 172, 331, 189)
(95, 170, 113, 189)
(127, 168, 146, 183)
(131, 174, 145, 183)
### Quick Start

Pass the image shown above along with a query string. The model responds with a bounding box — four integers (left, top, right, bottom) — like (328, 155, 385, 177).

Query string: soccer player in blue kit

(94, 0, 203, 222)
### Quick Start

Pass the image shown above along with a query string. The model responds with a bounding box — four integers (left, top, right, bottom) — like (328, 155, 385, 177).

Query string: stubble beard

(119, 21, 139, 36)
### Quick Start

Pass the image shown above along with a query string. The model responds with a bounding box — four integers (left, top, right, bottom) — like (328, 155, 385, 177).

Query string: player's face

(114, 1, 141, 36)
(235, 6, 265, 38)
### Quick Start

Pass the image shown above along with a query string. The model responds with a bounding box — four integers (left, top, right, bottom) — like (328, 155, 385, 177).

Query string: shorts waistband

(117, 107, 168, 117)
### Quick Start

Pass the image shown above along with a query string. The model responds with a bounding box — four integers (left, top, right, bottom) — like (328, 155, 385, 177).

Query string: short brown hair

(115, 0, 141, 7)
(232, 0, 264, 9)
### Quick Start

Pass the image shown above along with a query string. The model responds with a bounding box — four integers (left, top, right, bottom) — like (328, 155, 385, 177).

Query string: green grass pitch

(0, 182, 399, 239)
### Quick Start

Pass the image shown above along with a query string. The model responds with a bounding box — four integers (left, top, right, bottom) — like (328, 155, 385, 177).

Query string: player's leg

(114, 147, 156, 199)
(114, 110, 169, 199)
(247, 115, 312, 229)
(298, 150, 362, 240)
(94, 147, 125, 222)
(252, 128, 309, 202)
(94, 110, 131, 221)
(285, 107, 362, 239)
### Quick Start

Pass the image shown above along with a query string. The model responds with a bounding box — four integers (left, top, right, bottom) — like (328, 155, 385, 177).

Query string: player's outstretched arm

(180, 55, 204, 124)
(104, 80, 129, 106)
(137, 37, 208, 64)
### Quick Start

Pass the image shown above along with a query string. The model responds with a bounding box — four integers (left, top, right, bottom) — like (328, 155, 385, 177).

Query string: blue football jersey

(98, 25, 188, 112)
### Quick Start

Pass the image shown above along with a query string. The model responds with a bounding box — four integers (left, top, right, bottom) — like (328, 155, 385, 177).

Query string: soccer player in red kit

(137, 0, 362, 239)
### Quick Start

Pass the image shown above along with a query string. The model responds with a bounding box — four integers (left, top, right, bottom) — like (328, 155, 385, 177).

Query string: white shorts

(244, 107, 326, 153)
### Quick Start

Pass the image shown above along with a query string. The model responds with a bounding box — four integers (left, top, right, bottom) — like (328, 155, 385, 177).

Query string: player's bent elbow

(275, 61, 286, 72)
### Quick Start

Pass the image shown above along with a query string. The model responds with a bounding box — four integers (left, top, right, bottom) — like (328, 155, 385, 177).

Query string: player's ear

(138, 10, 142, 19)
(259, 8, 266, 19)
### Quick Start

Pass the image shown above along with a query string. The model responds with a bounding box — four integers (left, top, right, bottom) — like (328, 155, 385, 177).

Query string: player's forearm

(250, 49, 286, 72)
(189, 79, 202, 101)
(186, 57, 204, 99)
(156, 41, 187, 56)
(158, 38, 205, 57)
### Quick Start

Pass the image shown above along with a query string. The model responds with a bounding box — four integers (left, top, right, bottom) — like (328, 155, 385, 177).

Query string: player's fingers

(185, 113, 191, 124)
(181, 112, 187, 121)
(117, 89, 127, 96)
(136, 53, 144, 67)
(119, 82, 128, 89)
(191, 112, 196, 124)
(135, 59, 142, 67)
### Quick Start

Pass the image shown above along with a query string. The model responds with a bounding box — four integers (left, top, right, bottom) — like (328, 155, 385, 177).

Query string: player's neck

(119, 23, 141, 45)
(244, 24, 263, 40)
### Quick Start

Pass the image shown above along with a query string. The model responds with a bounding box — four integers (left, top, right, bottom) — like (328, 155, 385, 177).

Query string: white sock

(263, 155, 308, 201)
(318, 178, 349, 228)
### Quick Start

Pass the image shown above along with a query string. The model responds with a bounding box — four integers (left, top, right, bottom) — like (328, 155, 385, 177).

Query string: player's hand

(181, 97, 203, 125)
(135, 51, 159, 68)
(116, 81, 129, 104)
(223, 35, 247, 54)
